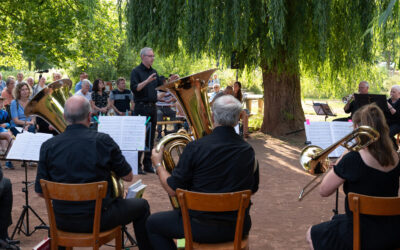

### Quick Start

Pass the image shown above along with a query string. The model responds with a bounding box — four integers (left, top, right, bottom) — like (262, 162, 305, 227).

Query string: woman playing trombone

(306, 104, 400, 250)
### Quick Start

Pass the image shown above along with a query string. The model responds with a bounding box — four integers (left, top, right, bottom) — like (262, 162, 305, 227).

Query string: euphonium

(298, 126, 379, 201)
(25, 79, 124, 198)
(156, 69, 216, 208)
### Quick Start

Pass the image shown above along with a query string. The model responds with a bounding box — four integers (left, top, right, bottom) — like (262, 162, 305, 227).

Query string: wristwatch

(154, 162, 162, 171)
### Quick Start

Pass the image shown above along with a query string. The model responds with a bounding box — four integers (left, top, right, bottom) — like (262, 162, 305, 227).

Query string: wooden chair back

(348, 192, 400, 250)
(40, 179, 121, 250)
(176, 189, 252, 250)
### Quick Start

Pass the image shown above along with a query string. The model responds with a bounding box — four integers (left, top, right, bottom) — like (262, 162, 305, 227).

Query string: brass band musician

(386, 85, 400, 149)
(335, 81, 369, 122)
(307, 104, 400, 250)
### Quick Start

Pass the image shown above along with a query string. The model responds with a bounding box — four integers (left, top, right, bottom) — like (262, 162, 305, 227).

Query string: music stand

(11, 160, 46, 239)
(312, 102, 336, 121)
(354, 94, 389, 114)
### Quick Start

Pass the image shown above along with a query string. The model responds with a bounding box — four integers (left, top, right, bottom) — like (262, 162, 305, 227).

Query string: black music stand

(312, 102, 336, 121)
(11, 160, 46, 239)
(354, 94, 389, 114)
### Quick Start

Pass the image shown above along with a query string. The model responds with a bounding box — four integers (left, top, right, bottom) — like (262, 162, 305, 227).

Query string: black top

(91, 91, 109, 109)
(35, 124, 132, 215)
(386, 98, 400, 125)
(109, 89, 133, 113)
(167, 126, 259, 222)
(130, 63, 165, 103)
(334, 151, 400, 215)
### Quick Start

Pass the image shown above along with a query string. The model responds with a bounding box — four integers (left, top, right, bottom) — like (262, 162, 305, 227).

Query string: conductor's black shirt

(130, 63, 165, 103)
(167, 126, 259, 223)
(35, 124, 132, 215)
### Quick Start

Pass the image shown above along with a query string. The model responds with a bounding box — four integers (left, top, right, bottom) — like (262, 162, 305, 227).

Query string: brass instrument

(156, 69, 216, 208)
(298, 126, 379, 201)
(342, 94, 354, 104)
(25, 79, 124, 198)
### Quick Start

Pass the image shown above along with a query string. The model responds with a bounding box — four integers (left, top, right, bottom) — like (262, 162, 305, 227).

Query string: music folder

(354, 94, 389, 113)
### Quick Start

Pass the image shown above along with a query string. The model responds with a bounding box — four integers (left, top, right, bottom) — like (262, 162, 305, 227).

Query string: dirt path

(4, 131, 346, 249)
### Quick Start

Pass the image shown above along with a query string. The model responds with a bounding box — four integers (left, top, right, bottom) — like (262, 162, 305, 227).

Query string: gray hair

(359, 81, 369, 87)
(212, 95, 242, 127)
(392, 85, 400, 92)
(82, 79, 91, 87)
(140, 47, 153, 57)
(64, 96, 91, 124)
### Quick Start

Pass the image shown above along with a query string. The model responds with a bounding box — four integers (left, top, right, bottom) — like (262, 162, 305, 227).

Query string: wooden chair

(348, 192, 400, 250)
(176, 188, 252, 250)
(40, 180, 122, 250)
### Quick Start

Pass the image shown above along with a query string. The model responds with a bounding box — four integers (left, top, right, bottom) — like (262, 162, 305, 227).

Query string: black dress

(311, 151, 400, 250)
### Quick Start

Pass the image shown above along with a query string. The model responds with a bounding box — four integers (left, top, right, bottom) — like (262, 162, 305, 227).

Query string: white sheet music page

(330, 121, 353, 157)
(98, 116, 146, 151)
(122, 150, 138, 175)
(6, 132, 53, 161)
(304, 121, 333, 152)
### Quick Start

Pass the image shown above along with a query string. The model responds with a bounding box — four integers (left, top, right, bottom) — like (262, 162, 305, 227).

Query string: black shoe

(144, 167, 156, 174)
(138, 168, 146, 175)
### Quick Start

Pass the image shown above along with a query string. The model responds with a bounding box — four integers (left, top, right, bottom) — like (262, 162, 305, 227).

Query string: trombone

(298, 126, 379, 201)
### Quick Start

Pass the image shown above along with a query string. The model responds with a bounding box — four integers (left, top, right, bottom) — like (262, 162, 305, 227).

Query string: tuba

(25, 79, 124, 198)
(298, 126, 379, 201)
(156, 69, 216, 208)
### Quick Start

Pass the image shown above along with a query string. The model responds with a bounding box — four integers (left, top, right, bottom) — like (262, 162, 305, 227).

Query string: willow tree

(124, 0, 375, 135)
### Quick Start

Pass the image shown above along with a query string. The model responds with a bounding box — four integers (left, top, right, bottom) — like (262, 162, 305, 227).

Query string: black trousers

(0, 177, 12, 240)
(156, 106, 177, 137)
(146, 210, 251, 250)
(56, 198, 152, 250)
(389, 123, 400, 149)
(134, 103, 157, 170)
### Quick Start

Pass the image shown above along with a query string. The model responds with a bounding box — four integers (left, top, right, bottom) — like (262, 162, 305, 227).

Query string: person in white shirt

(74, 79, 92, 101)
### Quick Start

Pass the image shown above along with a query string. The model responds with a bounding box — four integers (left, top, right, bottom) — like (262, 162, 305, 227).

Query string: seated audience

(90, 79, 109, 116)
(52, 72, 62, 81)
(1, 77, 15, 106)
(147, 95, 259, 250)
(156, 90, 177, 139)
(35, 96, 152, 250)
(74, 79, 92, 101)
(109, 77, 134, 116)
(307, 104, 400, 250)
(0, 98, 13, 170)
(209, 83, 221, 103)
(32, 76, 47, 96)
(386, 85, 400, 149)
(26, 77, 34, 91)
(10, 82, 36, 133)
(233, 81, 250, 138)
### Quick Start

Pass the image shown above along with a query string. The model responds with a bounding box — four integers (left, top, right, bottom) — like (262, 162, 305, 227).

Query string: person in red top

(1, 77, 15, 106)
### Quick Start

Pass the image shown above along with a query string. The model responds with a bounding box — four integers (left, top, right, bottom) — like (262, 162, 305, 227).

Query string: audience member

(209, 83, 221, 103)
(74, 72, 91, 93)
(109, 77, 134, 116)
(90, 78, 109, 116)
(224, 85, 234, 96)
(233, 81, 250, 138)
(26, 77, 34, 90)
(15, 72, 23, 85)
(0, 73, 6, 93)
(52, 72, 62, 81)
(0, 98, 13, 170)
(10, 82, 36, 133)
(1, 77, 15, 106)
(156, 90, 177, 140)
(74, 79, 92, 101)
(32, 76, 47, 96)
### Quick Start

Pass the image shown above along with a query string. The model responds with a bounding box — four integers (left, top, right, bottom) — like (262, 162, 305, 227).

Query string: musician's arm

(108, 99, 123, 116)
(344, 101, 352, 113)
(319, 169, 345, 197)
(151, 147, 176, 196)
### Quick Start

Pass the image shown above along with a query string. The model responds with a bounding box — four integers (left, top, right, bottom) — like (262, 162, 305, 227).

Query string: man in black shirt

(35, 96, 152, 250)
(130, 47, 178, 174)
(147, 95, 259, 250)
(334, 81, 369, 121)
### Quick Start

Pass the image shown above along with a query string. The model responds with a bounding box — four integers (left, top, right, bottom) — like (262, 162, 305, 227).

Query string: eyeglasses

(145, 55, 155, 58)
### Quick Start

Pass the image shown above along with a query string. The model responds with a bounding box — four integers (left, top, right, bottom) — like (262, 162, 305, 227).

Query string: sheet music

(98, 116, 146, 151)
(304, 121, 353, 158)
(122, 150, 138, 175)
(6, 132, 53, 161)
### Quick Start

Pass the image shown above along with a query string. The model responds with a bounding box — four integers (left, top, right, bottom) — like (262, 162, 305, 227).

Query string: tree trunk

(260, 66, 305, 136)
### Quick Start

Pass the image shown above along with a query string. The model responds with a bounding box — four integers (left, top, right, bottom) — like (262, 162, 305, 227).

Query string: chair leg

(115, 228, 122, 250)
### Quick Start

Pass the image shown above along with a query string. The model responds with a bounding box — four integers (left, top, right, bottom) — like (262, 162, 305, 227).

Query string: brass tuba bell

(156, 69, 216, 208)
(25, 79, 124, 198)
